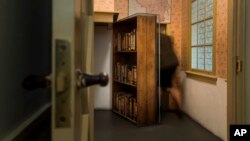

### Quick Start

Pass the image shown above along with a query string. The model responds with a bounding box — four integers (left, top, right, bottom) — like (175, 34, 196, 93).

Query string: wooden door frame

(227, 0, 247, 140)
(52, 0, 94, 140)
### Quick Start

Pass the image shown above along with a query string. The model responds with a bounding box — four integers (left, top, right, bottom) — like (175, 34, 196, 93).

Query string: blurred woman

(160, 34, 183, 117)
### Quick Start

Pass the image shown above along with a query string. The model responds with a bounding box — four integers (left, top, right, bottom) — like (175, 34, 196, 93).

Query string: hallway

(95, 110, 222, 141)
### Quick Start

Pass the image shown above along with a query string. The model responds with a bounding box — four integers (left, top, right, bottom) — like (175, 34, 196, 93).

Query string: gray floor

(95, 110, 223, 141)
(22, 110, 223, 141)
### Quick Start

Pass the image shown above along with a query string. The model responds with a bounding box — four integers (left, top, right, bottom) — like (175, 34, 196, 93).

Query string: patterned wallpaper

(215, 0, 228, 78)
(94, 0, 114, 11)
(180, 0, 189, 71)
(128, 0, 171, 23)
(114, 0, 128, 20)
(167, 0, 182, 68)
(175, 0, 228, 79)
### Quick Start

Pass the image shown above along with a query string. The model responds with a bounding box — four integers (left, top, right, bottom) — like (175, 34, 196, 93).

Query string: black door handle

(76, 70, 108, 88)
(22, 71, 109, 90)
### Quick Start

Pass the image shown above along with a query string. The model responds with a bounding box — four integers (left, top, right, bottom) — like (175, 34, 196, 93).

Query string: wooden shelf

(113, 80, 136, 87)
(94, 11, 119, 24)
(114, 51, 137, 54)
(112, 14, 158, 126)
(113, 110, 137, 124)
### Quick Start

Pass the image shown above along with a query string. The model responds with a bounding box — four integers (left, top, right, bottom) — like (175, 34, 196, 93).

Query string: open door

(233, 0, 250, 124)
(228, 0, 250, 125)
(52, 0, 108, 140)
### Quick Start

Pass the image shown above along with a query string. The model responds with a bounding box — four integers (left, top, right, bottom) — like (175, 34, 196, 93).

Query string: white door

(52, 0, 108, 141)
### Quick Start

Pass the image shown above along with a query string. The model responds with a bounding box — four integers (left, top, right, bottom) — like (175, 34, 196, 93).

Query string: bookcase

(112, 14, 158, 126)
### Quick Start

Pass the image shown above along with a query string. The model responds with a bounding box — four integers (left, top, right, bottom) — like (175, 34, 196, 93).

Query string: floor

(95, 110, 223, 141)
(23, 110, 223, 141)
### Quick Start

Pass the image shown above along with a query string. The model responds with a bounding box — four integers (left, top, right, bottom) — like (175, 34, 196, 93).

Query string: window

(191, 0, 214, 74)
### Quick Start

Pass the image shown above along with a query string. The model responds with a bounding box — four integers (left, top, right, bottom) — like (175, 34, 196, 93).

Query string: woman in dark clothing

(160, 34, 182, 117)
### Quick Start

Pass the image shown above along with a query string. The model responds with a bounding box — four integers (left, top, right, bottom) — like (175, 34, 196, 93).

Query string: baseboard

(94, 108, 112, 111)
(2, 103, 51, 141)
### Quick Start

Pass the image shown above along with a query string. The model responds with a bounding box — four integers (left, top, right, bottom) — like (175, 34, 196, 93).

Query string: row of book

(114, 92, 137, 121)
(114, 29, 136, 52)
(114, 62, 137, 85)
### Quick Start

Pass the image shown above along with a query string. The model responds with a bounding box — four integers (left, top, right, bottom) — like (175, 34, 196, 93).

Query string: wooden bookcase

(112, 14, 158, 126)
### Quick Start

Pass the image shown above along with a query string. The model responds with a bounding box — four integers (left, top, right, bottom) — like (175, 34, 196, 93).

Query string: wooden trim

(227, 0, 236, 140)
(239, 0, 246, 123)
(94, 11, 119, 23)
(227, 0, 249, 139)
(186, 71, 217, 84)
(235, 0, 246, 123)
(213, 0, 217, 75)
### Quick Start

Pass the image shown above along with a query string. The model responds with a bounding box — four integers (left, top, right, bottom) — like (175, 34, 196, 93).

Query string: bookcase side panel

(136, 16, 148, 125)
(145, 16, 157, 124)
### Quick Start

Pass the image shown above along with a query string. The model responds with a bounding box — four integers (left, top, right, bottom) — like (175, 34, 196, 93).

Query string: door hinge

(236, 56, 242, 73)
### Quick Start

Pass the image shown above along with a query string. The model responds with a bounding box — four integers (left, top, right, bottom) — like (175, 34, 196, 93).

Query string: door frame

(228, 0, 247, 139)
(52, 0, 94, 140)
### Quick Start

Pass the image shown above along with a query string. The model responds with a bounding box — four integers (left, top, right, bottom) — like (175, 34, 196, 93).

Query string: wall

(93, 26, 113, 109)
(171, 0, 228, 140)
(128, 0, 171, 23)
(167, 0, 182, 64)
(215, 0, 228, 78)
(0, 0, 51, 139)
(93, 0, 127, 109)
(94, 0, 114, 11)
(182, 76, 227, 140)
(114, 0, 128, 20)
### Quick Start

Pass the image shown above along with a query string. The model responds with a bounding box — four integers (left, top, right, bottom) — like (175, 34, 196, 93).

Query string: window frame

(188, 0, 216, 76)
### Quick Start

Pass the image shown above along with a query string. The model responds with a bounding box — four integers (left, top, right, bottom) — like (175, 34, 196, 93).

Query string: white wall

(93, 25, 113, 110)
(181, 72, 227, 140)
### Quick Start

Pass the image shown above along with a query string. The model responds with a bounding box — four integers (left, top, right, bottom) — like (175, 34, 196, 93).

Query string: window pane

(192, 24, 198, 46)
(206, 0, 213, 18)
(190, 0, 214, 73)
(198, 47, 205, 70)
(191, 47, 197, 69)
(205, 46, 213, 71)
(198, 0, 205, 21)
(198, 22, 205, 45)
(192, 1, 198, 23)
(205, 19, 213, 45)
